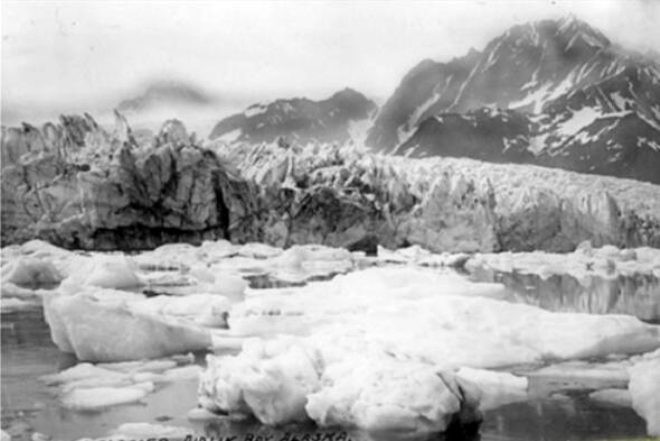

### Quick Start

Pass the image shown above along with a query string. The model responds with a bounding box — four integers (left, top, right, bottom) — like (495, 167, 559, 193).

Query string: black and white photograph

(1, 0, 660, 440)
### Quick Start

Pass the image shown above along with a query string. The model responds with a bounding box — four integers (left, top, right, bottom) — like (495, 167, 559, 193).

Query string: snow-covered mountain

(366, 16, 660, 184)
(209, 88, 376, 146)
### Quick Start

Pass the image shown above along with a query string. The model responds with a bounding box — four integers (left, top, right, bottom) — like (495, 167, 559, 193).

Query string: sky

(2, 0, 660, 124)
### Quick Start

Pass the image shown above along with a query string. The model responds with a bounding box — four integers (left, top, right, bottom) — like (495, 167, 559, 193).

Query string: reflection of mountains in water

(471, 269, 660, 323)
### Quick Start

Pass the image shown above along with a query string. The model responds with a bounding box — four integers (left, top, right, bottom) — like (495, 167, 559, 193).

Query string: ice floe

(466, 243, 660, 281)
(1, 256, 63, 287)
(455, 367, 528, 412)
(525, 359, 630, 398)
(3, 238, 660, 436)
(43, 356, 198, 412)
(61, 382, 155, 410)
(199, 264, 660, 434)
(43, 292, 212, 361)
(628, 350, 660, 435)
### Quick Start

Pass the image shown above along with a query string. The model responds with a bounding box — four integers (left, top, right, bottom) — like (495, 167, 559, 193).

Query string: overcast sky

(2, 0, 660, 120)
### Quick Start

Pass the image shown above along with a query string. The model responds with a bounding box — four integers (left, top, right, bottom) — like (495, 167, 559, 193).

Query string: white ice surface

(466, 244, 660, 281)
(628, 351, 660, 436)
(43, 292, 212, 361)
(201, 265, 660, 432)
(1, 256, 62, 287)
(44, 356, 198, 411)
(61, 382, 155, 410)
(455, 367, 528, 412)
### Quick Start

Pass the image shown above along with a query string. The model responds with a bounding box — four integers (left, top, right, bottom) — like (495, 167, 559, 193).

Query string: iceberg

(61, 382, 155, 410)
(44, 293, 212, 361)
(628, 352, 660, 435)
(1, 256, 62, 287)
(200, 266, 660, 434)
(43, 356, 199, 412)
(305, 358, 462, 434)
(454, 367, 528, 412)
(199, 339, 322, 424)
(82, 255, 144, 289)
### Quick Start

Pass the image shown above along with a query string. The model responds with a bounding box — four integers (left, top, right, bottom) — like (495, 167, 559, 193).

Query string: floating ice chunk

(455, 367, 528, 411)
(41, 363, 125, 386)
(527, 360, 630, 393)
(133, 243, 202, 271)
(209, 273, 248, 300)
(83, 255, 143, 289)
(44, 294, 212, 361)
(188, 264, 216, 283)
(306, 357, 462, 434)
(589, 388, 632, 407)
(209, 257, 269, 277)
(199, 239, 237, 260)
(199, 339, 322, 424)
(266, 245, 355, 283)
(238, 242, 283, 259)
(467, 246, 660, 281)
(61, 382, 154, 410)
(376, 245, 469, 268)
(274, 245, 352, 268)
(528, 361, 630, 390)
(1, 257, 62, 287)
(133, 294, 230, 321)
(628, 354, 660, 435)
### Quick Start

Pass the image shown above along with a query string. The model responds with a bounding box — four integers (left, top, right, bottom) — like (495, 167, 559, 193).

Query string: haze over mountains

(117, 80, 217, 112)
(209, 16, 660, 184)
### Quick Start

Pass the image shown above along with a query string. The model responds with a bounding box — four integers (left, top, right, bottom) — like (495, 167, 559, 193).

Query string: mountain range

(209, 16, 660, 184)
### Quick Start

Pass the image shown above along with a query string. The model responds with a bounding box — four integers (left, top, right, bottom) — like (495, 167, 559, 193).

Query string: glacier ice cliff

(2, 113, 659, 252)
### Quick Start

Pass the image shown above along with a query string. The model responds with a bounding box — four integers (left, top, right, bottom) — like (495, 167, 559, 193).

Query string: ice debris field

(1, 239, 660, 440)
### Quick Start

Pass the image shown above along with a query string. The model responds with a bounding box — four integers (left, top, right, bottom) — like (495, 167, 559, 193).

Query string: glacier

(2, 114, 660, 253)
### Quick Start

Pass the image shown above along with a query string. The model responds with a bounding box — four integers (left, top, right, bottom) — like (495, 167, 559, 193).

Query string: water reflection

(1, 268, 656, 441)
(469, 268, 660, 323)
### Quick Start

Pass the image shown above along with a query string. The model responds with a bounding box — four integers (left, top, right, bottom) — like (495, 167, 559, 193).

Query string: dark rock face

(366, 16, 660, 184)
(1, 113, 254, 250)
(209, 88, 376, 145)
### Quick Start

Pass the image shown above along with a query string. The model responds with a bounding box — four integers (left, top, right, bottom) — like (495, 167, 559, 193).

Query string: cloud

(1, 0, 658, 121)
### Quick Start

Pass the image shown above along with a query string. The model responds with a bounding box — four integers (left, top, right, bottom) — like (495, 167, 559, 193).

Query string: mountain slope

(366, 16, 660, 184)
(209, 88, 376, 146)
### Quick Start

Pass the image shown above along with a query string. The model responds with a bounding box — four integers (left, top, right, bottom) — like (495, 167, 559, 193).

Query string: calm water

(469, 267, 660, 324)
(1, 268, 656, 441)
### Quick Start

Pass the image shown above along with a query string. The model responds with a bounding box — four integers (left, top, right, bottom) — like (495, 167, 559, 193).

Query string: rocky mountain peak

(209, 89, 376, 145)
(365, 16, 660, 184)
